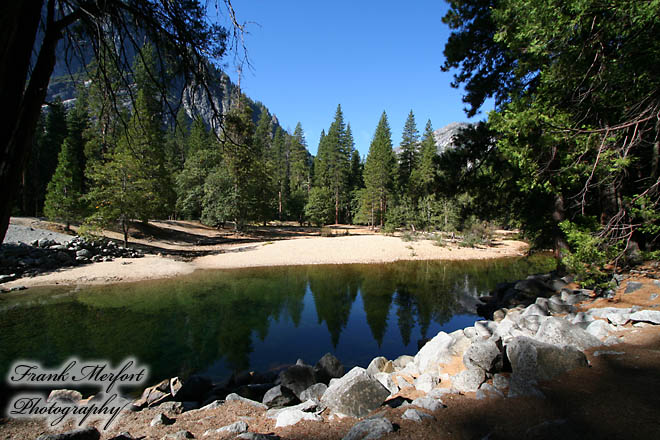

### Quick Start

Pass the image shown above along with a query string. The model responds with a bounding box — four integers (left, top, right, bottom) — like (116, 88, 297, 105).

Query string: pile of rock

(0, 237, 143, 285)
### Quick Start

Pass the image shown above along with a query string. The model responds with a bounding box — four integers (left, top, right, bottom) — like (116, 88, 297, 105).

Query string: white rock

(373, 372, 399, 395)
(414, 373, 439, 393)
(275, 409, 322, 427)
(414, 331, 454, 373)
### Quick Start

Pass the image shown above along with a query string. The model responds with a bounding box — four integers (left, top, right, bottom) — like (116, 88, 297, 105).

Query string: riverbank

(2, 264, 659, 439)
(1, 218, 528, 288)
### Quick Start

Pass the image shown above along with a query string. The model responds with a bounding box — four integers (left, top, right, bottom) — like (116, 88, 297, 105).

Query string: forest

(3, 0, 660, 287)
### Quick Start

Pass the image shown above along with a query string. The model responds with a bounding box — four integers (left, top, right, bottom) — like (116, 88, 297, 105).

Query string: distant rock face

(433, 122, 470, 155)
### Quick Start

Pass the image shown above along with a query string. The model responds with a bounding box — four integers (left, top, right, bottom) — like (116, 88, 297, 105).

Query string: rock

(463, 340, 502, 373)
(373, 372, 399, 395)
(235, 383, 273, 402)
(314, 353, 345, 384)
(395, 375, 413, 389)
(413, 331, 454, 373)
(225, 393, 268, 410)
(492, 374, 510, 392)
(410, 396, 446, 412)
(426, 388, 451, 399)
(320, 367, 390, 418)
(262, 385, 298, 408)
(514, 278, 554, 297)
(366, 357, 387, 376)
(625, 281, 643, 294)
(402, 408, 435, 422)
(534, 317, 602, 350)
(414, 373, 439, 393)
(197, 399, 224, 411)
(492, 309, 506, 322)
(150, 413, 175, 426)
(108, 433, 136, 440)
(265, 399, 319, 420)
(650, 293, 659, 301)
(585, 320, 615, 340)
(522, 304, 549, 317)
(392, 355, 414, 369)
(588, 307, 633, 319)
(203, 420, 249, 436)
(280, 363, 317, 398)
(76, 249, 92, 258)
(170, 375, 212, 402)
(342, 417, 394, 440)
(161, 431, 194, 440)
(300, 383, 327, 402)
(451, 367, 485, 393)
(275, 408, 322, 427)
(572, 312, 594, 326)
(36, 428, 100, 440)
(629, 310, 660, 324)
(236, 434, 280, 440)
(506, 336, 588, 398)
(476, 383, 504, 400)
(156, 401, 184, 414)
(474, 321, 495, 338)
(47, 389, 83, 403)
(547, 296, 575, 314)
(134, 379, 171, 408)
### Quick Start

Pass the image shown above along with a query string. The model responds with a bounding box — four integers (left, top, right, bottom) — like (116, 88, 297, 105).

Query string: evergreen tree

(363, 112, 395, 228)
(43, 138, 84, 230)
(32, 100, 68, 215)
(314, 105, 351, 224)
(176, 117, 220, 219)
(288, 122, 311, 224)
(43, 93, 90, 229)
(397, 110, 420, 195)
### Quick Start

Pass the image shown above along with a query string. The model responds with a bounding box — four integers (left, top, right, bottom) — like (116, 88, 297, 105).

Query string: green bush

(559, 219, 615, 288)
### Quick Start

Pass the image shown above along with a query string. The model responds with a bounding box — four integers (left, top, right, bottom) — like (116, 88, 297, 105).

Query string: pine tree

(43, 138, 84, 230)
(363, 112, 395, 228)
(43, 92, 90, 229)
(289, 122, 311, 224)
(176, 117, 220, 219)
(33, 99, 68, 215)
(313, 105, 351, 224)
(397, 110, 420, 195)
(410, 120, 439, 228)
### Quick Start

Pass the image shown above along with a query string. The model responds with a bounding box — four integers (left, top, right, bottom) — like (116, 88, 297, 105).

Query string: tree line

(20, 44, 487, 244)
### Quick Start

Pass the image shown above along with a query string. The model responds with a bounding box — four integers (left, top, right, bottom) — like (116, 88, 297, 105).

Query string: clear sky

(218, 1, 491, 157)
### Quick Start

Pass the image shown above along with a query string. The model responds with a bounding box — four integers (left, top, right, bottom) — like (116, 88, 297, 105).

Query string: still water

(0, 256, 554, 388)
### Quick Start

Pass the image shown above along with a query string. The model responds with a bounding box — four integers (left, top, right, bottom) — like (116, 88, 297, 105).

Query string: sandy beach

(2, 230, 528, 288)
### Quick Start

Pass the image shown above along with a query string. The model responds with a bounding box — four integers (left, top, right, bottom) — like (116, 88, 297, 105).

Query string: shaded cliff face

(46, 60, 279, 135)
(433, 122, 470, 155)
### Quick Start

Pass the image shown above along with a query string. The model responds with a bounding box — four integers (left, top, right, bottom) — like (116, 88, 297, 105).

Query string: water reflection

(0, 256, 554, 390)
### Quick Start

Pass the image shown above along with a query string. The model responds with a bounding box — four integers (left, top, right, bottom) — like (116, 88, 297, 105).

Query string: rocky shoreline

(0, 237, 144, 289)
(27, 267, 660, 440)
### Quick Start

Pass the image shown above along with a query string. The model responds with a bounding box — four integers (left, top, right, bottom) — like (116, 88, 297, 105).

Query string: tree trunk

(335, 188, 339, 225)
(552, 194, 569, 259)
(278, 190, 282, 220)
(122, 218, 129, 247)
(0, 0, 57, 243)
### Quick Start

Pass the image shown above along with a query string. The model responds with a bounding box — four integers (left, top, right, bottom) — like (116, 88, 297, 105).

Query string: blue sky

(217, 1, 491, 157)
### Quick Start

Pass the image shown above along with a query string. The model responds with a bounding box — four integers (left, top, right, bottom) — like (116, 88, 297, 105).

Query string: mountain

(432, 122, 470, 155)
(46, 61, 280, 135)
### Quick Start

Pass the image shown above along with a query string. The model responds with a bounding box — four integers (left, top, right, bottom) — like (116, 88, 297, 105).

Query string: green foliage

(305, 187, 334, 227)
(43, 139, 84, 229)
(459, 221, 494, 248)
(397, 110, 419, 195)
(442, 0, 660, 258)
(559, 219, 612, 287)
(363, 112, 395, 227)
